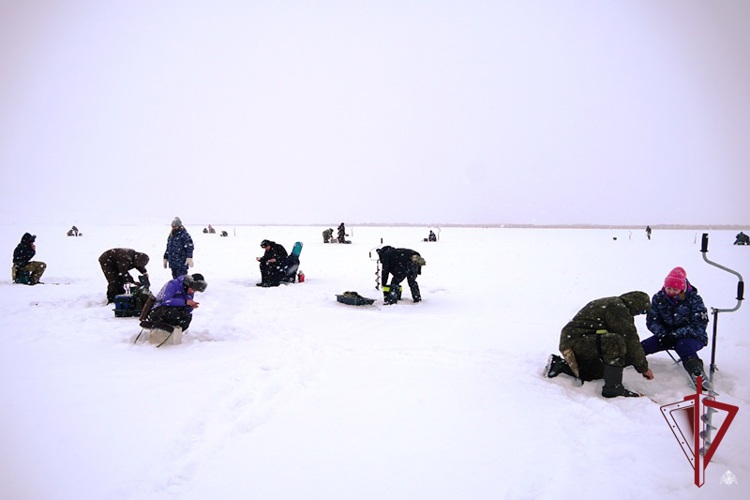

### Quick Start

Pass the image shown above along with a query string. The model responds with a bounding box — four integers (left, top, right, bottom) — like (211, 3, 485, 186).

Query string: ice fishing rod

(700, 233, 744, 379)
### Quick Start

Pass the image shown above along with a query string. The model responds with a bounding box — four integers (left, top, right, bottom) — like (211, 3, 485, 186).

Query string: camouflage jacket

(559, 292, 651, 374)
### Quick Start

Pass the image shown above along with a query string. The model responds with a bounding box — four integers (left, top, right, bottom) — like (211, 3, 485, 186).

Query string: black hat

(184, 273, 207, 292)
(260, 239, 271, 247)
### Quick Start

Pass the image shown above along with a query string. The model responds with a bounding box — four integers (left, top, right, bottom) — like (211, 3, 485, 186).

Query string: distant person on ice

(641, 267, 711, 390)
(645, 226, 652, 240)
(98, 248, 150, 303)
(322, 228, 334, 243)
(12, 232, 46, 285)
(337, 222, 349, 243)
(163, 217, 194, 278)
(145, 273, 207, 332)
(256, 239, 288, 287)
(545, 291, 654, 398)
(735, 232, 749, 245)
(376, 246, 425, 304)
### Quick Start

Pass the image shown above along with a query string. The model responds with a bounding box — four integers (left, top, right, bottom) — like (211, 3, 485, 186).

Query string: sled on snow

(336, 291, 376, 306)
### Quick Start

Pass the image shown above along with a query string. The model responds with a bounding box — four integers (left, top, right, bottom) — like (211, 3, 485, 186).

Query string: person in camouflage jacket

(546, 291, 654, 398)
(98, 248, 150, 303)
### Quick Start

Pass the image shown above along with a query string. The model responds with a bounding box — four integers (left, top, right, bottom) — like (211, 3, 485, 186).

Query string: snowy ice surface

(1, 225, 748, 499)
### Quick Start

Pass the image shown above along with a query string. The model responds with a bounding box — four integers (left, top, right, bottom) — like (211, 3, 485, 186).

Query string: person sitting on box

(12, 233, 46, 285)
(146, 273, 207, 332)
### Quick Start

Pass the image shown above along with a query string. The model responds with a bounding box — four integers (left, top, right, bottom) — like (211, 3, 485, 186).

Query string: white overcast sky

(1, 0, 749, 226)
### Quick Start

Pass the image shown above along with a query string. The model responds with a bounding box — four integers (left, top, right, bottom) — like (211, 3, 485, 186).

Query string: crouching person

(146, 274, 207, 332)
(545, 291, 654, 398)
(13, 233, 46, 285)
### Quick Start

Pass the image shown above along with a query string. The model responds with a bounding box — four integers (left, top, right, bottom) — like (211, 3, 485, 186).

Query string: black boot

(383, 285, 399, 305)
(602, 364, 640, 398)
(545, 354, 575, 378)
(684, 358, 712, 392)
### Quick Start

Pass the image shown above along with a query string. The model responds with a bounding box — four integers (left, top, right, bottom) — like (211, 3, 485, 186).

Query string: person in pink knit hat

(641, 267, 711, 390)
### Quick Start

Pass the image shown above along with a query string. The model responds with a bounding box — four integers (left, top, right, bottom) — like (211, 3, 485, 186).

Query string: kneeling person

(147, 273, 207, 332)
(545, 291, 654, 398)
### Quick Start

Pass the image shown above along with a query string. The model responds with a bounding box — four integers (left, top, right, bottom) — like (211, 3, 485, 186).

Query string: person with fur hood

(98, 248, 150, 303)
(376, 246, 426, 304)
(12, 232, 47, 285)
(641, 267, 711, 390)
(163, 217, 194, 278)
(145, 273, 207, 332)
(545, 291, 654, 398)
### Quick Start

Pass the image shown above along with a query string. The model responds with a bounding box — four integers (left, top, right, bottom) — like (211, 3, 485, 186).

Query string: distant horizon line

(3, 222, 746, 230)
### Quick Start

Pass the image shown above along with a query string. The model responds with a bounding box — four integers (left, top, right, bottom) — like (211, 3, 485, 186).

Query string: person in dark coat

(98, 248, 150, 303)
(146, 274, 207, 332)
(12, 233, 46, 285)
(545, 291, 654, 398)
(322, 228, 334, 243)
(645, 226, 652, 240)
(641, 267, 711, 389)
(337, 223, 347, 243)
(376, 246, 425, 304)
(734, 232, 749, 245)
(163, 217, 194, 278)
(256, 239, 288, 287)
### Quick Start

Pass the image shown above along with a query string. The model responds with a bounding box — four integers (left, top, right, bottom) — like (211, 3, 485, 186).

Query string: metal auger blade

(700, 414, 718, 426)
(700, 429, 717, 439)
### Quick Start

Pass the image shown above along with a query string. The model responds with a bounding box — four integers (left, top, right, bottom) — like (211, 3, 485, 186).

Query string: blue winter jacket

(163, 228, 194, 268)
(153, 275, 194, 310)
(646, 281, 708, 346)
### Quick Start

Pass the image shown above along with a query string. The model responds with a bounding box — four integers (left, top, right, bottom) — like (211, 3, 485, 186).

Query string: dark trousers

(260, 261, 283, 285)
(148, 306, 193, 331)
(641, 335, 705, 362)
(170, 264, 188, 279)
(99, 260, 133, 302)
(388, 267, 421, 302)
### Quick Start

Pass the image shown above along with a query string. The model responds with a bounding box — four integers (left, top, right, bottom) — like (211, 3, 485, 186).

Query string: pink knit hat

(664, 267, 687, 290)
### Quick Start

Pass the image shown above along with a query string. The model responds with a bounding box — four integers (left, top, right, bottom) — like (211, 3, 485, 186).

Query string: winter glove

(163, 259, 168, 269)
(186, 258, 194, 268)
(657, 332, 677, 349)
